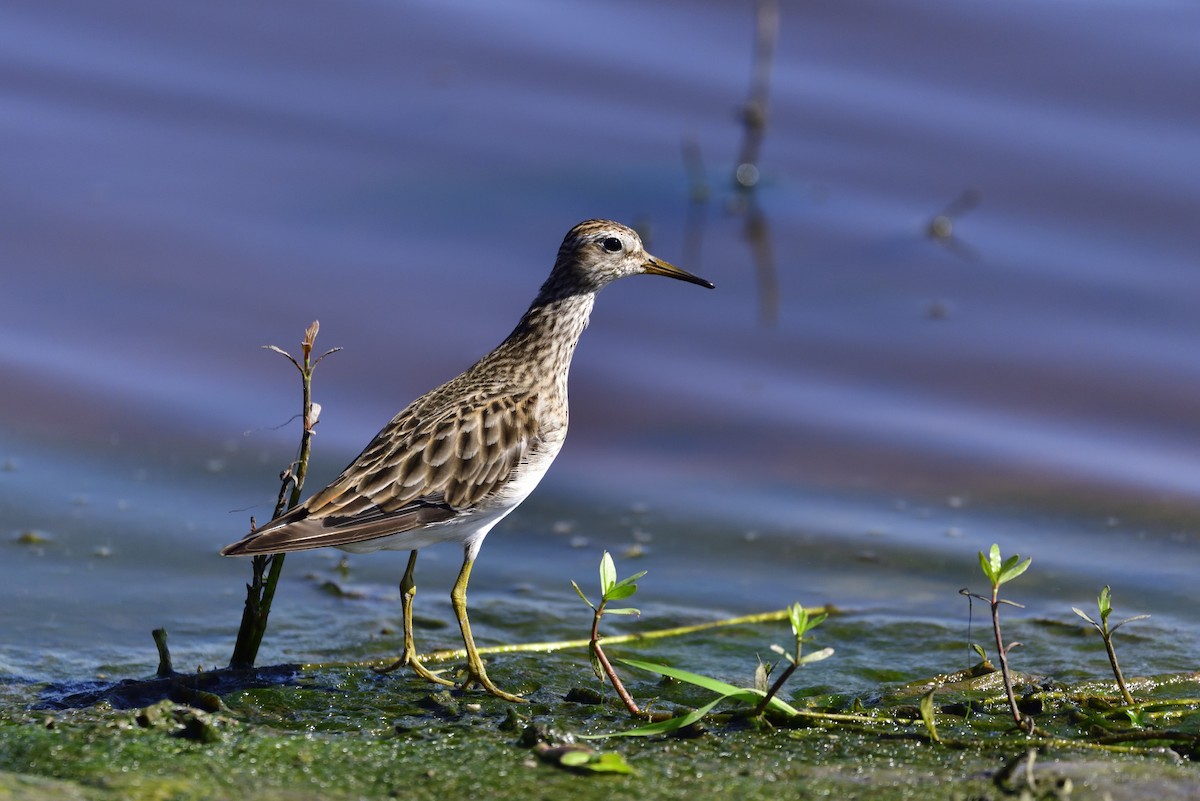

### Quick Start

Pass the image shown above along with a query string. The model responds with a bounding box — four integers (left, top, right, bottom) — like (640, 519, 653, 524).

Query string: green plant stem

(990, 585, 1022, 727)
(316, 607, 816, 669)
(591, 602, 642, 717)
(289, 349, 316, 508)
(152, 628, 174, 678)
(1103, 633, 1136, 705)
(753, 661, 797, 717)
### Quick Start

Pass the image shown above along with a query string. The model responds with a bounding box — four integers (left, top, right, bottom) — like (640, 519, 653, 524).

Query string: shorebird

(221, 219, 713, 701)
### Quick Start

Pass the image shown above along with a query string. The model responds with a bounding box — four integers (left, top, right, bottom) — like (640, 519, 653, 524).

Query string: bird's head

(544, 219, 714, 297)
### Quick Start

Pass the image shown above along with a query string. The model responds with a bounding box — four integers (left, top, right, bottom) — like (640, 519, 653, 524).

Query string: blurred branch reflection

(680, 0, 780, 326)
(734, 0, 777, 192)
(733, 0, 780, 326)
(926, 188, 981, 261)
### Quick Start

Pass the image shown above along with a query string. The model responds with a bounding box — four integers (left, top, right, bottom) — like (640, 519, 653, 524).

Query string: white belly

(337, 433, 565, 560)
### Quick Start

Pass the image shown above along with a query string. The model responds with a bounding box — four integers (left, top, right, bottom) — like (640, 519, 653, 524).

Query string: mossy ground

(3, 643, 1199, 801)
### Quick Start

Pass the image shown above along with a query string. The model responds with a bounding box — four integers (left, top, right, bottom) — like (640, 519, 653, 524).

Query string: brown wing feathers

(221, 390, 539, 556)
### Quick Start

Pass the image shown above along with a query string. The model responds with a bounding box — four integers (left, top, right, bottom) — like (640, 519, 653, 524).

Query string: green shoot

(588, 602, 829, 738)
(1072, 585, 1148, 706)
(589, 659, 801, 738)
(969, 544, 1031, 728)
(571, 551, 648, 716)
(755, 602, 833, 716)
(978, 542, 1032, 588)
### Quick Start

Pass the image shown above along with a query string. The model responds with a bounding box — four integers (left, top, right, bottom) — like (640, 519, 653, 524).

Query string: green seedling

(755, 602, 833, 716)
(592, 602, 829, 738)
(596, 660, 801, 738)
(572, 551, 648, 716)
(1072, 585, 1148, 706)
(965, 543, 1031, 728)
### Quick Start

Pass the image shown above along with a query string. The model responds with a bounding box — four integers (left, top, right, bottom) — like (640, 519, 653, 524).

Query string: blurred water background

(2, 0, 1199, 687)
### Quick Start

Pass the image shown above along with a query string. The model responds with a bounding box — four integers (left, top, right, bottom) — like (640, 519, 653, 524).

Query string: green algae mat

(4, 614, 1200, 801)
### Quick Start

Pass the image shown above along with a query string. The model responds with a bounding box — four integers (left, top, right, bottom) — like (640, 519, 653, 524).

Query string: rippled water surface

(3, 0, 1199, 682)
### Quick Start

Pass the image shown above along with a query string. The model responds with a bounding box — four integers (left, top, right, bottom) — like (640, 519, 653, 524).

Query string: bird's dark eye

(601, 237, 623, 253)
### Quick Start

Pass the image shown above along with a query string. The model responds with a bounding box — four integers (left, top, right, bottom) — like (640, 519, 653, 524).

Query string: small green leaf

(997, 555, 1031, 585)
(583, 752, 635, 774)
(787, 603, 805, 633)
(1110, 613, 1150, 633)
(754, 658, 771, 694)
(1071, 607, 1098, 627)
(599, 552, 616, 594)
(1097, 585, 1112, 619)
(611, 570, 648, 590)
(605, 584, 638, 602)
(798, 647, 834, 665)
(588, 646, 604, 681)
(559, 750, 591, 767)
(618, 658, 800, 716)
(619, 659, 743, 695)
(1123, 708, 1146, 728)
(592, 697, 725, 738)
(537, 745, 634, 773)
(602, 606, 641, 616)
(919, 688, 940, 743)
(979, 548, 996, 581)
(570, 580, 595, 610)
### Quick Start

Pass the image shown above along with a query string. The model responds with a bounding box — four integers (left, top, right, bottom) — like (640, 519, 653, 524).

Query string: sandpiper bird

(221, 219, 713, 701)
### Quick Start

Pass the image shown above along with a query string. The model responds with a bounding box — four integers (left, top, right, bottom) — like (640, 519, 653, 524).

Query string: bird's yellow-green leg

(451, 551, 526, 703)
(373, 550, 454, 687)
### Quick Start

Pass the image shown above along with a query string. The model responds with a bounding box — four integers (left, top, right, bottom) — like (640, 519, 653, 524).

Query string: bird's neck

(499, 291, 596, 382)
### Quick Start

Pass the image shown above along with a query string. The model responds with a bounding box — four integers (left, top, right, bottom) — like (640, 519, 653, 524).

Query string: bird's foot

(373, 652, 455, 687)
(460, 664, 527, 703)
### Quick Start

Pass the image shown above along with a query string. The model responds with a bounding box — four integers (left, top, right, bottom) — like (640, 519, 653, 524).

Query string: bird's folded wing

(219, 500, 457, 555)
(221, 390, 540, 555)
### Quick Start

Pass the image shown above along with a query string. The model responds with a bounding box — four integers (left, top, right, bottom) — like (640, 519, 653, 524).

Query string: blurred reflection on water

(2, 0, 1199, 679)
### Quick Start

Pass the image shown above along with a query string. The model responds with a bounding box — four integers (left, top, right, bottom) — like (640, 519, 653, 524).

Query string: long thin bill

(643, 256, 715, 289)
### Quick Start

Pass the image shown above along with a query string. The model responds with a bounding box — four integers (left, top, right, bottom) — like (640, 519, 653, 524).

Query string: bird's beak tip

(644, 256, 715, 290)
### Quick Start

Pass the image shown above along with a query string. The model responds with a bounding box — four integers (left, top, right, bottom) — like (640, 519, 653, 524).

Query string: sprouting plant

(572, 551, 647, 716)
(230, 321, 340, 669)
(754, 602, 833, 716)
(588, 601, 829, 739)
(1072, 585, 1148, 706)
(963, 543, 1031, 728)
